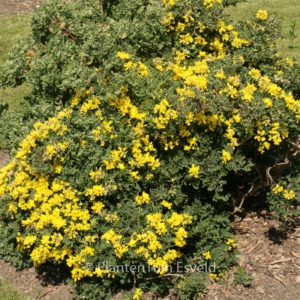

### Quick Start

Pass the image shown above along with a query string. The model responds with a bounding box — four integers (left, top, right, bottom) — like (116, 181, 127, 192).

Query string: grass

(225, 0, 300, 61)
(0, 279, 32, 300)
(0, 14, 32, 111)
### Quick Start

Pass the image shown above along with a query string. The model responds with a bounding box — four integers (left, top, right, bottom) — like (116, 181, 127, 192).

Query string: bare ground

(0, 0, 42, 16)
(204, 210, 300, 300)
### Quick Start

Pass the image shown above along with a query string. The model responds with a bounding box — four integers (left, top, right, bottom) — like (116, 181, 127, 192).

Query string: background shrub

(1, 0, 300, 298)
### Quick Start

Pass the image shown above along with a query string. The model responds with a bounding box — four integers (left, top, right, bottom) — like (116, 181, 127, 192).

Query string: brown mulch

(0, 1, 300, 299)
(204, 210, 300, 300)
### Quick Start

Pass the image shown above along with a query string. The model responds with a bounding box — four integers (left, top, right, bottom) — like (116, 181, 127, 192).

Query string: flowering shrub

(1, 0, 300, 298)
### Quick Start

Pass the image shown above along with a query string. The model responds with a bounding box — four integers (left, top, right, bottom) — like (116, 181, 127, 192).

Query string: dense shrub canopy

(1, 0, 300, 298)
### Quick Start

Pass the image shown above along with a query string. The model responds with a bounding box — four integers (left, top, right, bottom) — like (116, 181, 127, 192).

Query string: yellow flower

(232, 112, 241, 123)
(45, 144, 56, 158)
(156, 65, 164, 71)
(124, 61, 136, 70)
(117, 51, 131, 60)
(130, 171, 140, 180)
(215, 69, 226, 79)
(272, 184, 283, 194)
(161, 200, 172, 209)
(283, 189, 295, 200)
(249, 68, 261, 80)
(210, 273, 219, 281)
(91, 201, 105, 213)
(222, 150, 232, 164)
(226, 238, 237, 250)
(174, 227, 188, 247)
(146, 173, 154, 180)
(135, 191, 151, 205)
(146, 213, 167, 235)
(202, 251, 211, 260)
(138, 62, 150, 77)
(189, 164, 200, 178)
(163, 0, 179, 7)
(167, 212, 193, 228)
(256, 10, 268, 21)
(133, 288, 143, 300)
(118, 163, 125, 170)
(263, 98, 273, 108)
(179, 33, 194, 45)
(286, 57, 294, 67)
(176, 22, 186, 31)
(80, 96, 101, 113)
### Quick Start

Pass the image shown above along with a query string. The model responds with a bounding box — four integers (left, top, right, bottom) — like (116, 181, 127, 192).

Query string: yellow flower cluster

(123, 212, 192, 274)
(80, 96, 101, 113)
(272, 185, 295, 200)
(109, 87, 146, 120)
(189, 164, 200, 178)
(226, 238, 237, 251)
(273, 184, 283, 194)
(222, 150, 232, 164)
(209, 273, 219, 281)
(132, 288, 143, 300)
(161, 200, 172, 209)
(283, 189, 295, 200)
(202, 251, 211, 260)
(153, 98, 178, 129)
(256, 10, 268, 21)
(147, 213, 167, 235)
(255, 120, 289, 154)
(163, 0, 179, 7)
(135, 191, 151, 205)
(119, 53, 150, 78)
(203, 0, 222, 9)
(117, 51, 131, 60)
(101, 229, 128, 258)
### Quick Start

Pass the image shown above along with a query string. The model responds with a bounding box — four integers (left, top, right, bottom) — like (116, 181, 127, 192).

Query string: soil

(0, 0, 42, 16)
(0, 1, 300, 299)
(204, 210, 300, 300)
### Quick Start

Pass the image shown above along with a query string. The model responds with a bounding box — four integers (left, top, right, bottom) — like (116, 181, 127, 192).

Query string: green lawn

(0, 14, 32, 111)
(225, 0, 300, 61)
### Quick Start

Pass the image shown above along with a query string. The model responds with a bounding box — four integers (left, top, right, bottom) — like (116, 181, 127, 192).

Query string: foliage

(0, 104, 8, 117)
(0, 14, 31, 111)
(1, 0, 300, 298)
(267, 173, 300, 221)
(288, 21, 297, 43)
(0, 102, 53, 152)
(225, 0, 300, 61)
(232, 266, 253, 287)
